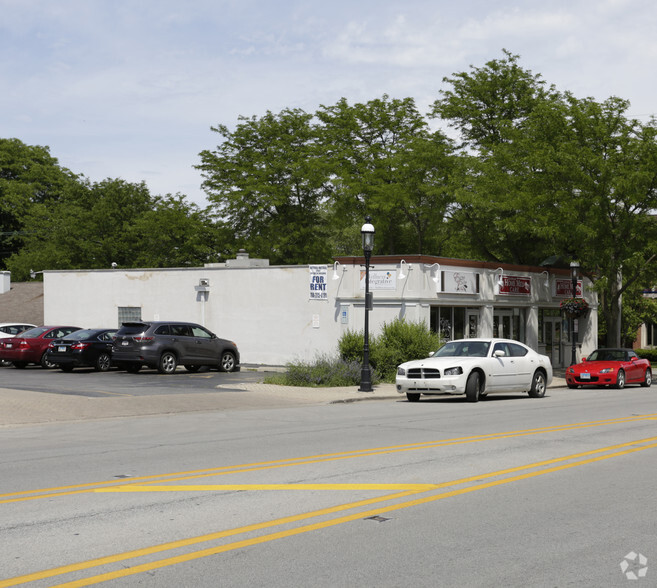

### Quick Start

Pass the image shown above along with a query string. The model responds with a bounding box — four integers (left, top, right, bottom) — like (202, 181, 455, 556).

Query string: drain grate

(114, 474, 133, 478)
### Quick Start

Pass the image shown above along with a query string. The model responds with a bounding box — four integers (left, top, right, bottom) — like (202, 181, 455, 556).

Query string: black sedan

(46, 328, 117, 372)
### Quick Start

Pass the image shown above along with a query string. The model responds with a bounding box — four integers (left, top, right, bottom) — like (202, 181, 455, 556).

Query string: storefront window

(430, 307, 468, 341)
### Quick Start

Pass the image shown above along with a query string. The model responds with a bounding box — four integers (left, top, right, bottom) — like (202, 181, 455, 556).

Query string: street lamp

(359, 216, 375, 392)
(570, 261, 580, 365)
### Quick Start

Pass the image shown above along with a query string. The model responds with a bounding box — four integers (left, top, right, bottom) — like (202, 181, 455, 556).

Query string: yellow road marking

(8, 438, 656, 588)
(97, 483, 439, 492)
(3, 437, 657, 587)
(2, 414, 656, 504)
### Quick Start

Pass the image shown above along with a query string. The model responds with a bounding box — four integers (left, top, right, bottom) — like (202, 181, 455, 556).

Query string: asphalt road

(1, 373, 656, 586)
(0, 363, 268, 396)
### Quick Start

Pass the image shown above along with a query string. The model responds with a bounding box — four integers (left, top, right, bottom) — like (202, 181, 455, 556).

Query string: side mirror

(493, 349, 505, 358)
(581, 357, 587, 363)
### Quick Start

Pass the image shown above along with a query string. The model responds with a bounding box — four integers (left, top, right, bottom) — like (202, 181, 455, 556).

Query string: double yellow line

(2, 416, 657, 586)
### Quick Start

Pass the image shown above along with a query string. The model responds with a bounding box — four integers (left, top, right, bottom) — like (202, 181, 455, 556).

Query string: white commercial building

(43, 253, 597, 367)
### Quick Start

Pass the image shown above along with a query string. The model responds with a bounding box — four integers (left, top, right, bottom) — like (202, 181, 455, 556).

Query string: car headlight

(397, 367, 406, 376)
(443, 366, 463, 376)
(600, 368, 614, 374)
(567, 367, 574, 374)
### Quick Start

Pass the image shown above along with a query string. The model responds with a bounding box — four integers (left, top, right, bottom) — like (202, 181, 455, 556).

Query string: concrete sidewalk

(0, 375, 567, 427)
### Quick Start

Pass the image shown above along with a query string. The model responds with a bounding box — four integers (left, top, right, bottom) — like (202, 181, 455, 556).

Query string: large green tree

(197, 109, 334, 265)
(0, 138, 78, 268)
(317, 95, 454, 255)
(432, 51, 657, 346)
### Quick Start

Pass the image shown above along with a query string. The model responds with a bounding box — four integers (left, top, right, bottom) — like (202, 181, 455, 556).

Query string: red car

(0, 325, 82, 368)
(566, 348, 652, 389)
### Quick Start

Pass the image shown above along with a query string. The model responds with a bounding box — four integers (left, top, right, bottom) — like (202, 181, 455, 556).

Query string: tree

(317, 95, 454, 255)
(0, 138, 78, 268)
(432, 51, 657, 346)
(197, 109, 334, 265)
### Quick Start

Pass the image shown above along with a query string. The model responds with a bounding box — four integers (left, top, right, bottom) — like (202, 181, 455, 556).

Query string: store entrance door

(493, 310, 514, 339)
(543, 316, 563, 367)
(466, 310, 479, 338)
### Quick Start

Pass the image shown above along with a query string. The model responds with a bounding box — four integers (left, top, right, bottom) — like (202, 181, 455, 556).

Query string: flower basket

(560, 297, 589, 317)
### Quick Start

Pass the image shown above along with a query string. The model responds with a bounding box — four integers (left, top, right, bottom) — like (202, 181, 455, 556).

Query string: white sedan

(396, 338, 553, 403)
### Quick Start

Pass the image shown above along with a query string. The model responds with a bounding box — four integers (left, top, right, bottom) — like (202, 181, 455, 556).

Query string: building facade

(42, 253, 597, 367)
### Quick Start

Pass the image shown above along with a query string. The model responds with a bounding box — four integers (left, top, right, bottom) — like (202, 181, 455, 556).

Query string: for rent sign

(309, 265, 328, 300)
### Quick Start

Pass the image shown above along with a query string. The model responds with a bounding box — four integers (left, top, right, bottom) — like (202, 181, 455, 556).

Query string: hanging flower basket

(560, 297, 589, 317)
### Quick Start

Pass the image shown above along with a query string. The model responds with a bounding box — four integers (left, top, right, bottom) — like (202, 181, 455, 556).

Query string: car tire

(465, 371, 481, 402)
(184, 365, 201, 373)
(567, 383, 579, 389)
(13, 362, 27, 369)
(95, 352, 111, 372)
(219, 351, 236, 372)
(615, 369, 625, 389)
(528, 370, 547, 398)
(60, 365, 74, 372)
(641, 369, 652, 387)
(40, 352, 56, 369)
(126, 364, 142, 374)
(406, 392, 420, 402)
(158, 351, 178, 374)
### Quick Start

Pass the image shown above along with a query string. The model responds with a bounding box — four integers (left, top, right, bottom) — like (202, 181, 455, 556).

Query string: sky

(2, 0, 656, 206)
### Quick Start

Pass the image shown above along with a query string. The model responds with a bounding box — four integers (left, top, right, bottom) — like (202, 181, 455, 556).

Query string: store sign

(555, 279, 582, 297)
(443, 270, 478, 294)
(309, 265, 328, 300)
(359, 270, 396, 290)
(498, 275, 531, 295)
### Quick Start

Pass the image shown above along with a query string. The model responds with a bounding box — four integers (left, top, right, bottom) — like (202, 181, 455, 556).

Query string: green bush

(339, 318, 442, 382)
(266, 318, 442, 388)
(263, 354, 380, 387)
(635, 348, 657, 363)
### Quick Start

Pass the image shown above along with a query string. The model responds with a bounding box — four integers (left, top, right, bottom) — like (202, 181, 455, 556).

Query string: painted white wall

(43, 260, 598, 366)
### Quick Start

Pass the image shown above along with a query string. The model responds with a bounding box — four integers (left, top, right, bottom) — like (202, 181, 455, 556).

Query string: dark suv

(112, 321, 240, 374)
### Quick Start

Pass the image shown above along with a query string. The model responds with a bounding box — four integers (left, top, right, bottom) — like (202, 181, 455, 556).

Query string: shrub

(339, 318, 442, 382)
(635, 348, 657, 363)
(263, 354, 380, 387)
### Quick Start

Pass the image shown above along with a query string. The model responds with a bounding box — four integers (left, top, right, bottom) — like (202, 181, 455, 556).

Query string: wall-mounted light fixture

(332, 260, 343, 280)
(424, 263, 441, 291)
(398, 259, 411, 280)
(495, 267, 504, 294)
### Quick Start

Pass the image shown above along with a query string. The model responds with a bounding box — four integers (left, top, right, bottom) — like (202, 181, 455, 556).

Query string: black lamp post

(359, 216, 375, 392)
(570, 261, 580, 366)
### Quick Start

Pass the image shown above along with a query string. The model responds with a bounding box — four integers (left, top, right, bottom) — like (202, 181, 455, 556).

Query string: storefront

(42, 253, 597, 367)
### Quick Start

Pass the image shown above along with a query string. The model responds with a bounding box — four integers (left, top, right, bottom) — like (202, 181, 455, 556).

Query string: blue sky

(2, 0, 656, 206)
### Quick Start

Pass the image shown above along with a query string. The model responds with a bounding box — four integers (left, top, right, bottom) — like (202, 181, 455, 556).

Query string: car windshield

(588, 349, 626, 362)
(18, 327, 49, 338)
(433, 341, 491, 358)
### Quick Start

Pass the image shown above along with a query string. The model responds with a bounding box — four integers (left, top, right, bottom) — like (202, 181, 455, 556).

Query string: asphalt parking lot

(0, 364, 268, 397)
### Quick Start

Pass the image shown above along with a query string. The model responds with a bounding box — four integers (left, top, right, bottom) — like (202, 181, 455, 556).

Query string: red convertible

(566, 348, 652, 389)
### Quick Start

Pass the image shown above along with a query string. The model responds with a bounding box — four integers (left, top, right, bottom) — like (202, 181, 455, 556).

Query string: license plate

(6, 343, 12, 348)
(58, 346, 66, 352)
(581, 373, 591, 380)
(122, 340, 129, 346)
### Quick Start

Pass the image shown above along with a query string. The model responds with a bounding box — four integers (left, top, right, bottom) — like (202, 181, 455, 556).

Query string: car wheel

(465, 371, 480, 402)
(95, 352, 111, 372)
(641, 369, 652, 387)
(567, 383, 579, 389)
(126, 364, 142, 374)
(13, 362, 27, 369)
(528, 370, 547, 398)
(615, 369, 625, 389)
(184, 365, 201, 373)
(219, 351, 236, 372)
(40, 352, 56, 369)
(60, 365, 74, 373)
(1, 359, 11, 367)
(406, 392, 420, 402)
(158, 352, 178, 374)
